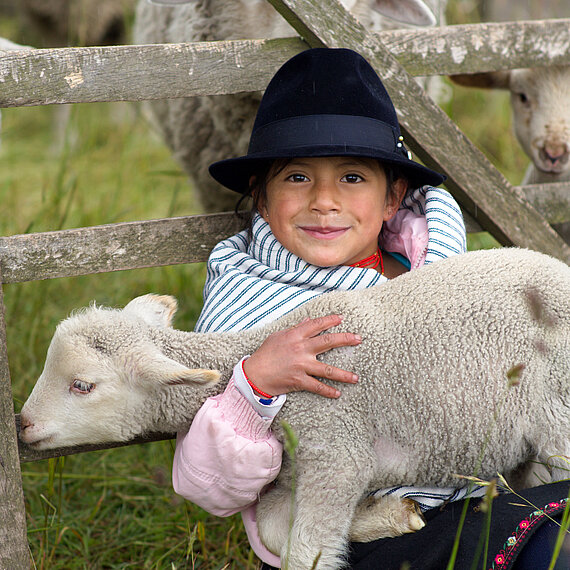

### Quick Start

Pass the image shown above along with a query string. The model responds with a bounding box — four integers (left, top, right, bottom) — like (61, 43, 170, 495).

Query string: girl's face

(258, 157, 406, 268)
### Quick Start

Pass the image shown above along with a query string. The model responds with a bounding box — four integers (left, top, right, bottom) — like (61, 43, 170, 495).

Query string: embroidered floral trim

(489, 498, 568, 570)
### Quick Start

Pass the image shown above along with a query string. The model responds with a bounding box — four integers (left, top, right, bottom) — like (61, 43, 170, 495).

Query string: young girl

(172, 48, 569, 569)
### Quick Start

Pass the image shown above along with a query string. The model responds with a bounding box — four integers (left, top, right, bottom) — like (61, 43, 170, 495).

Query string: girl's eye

(341, 173, 363, 183)
(71, 379, 95, 394)
(286, 173, 309, 183)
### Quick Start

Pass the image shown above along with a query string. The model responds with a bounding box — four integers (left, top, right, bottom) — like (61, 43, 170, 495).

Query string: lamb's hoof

(349, 495, 426, 542)
(402, 498, 426, 532)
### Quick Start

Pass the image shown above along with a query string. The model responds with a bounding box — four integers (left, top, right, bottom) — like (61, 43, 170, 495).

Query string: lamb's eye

(71, 379, 95, 394)
(517, 92, 529, 104)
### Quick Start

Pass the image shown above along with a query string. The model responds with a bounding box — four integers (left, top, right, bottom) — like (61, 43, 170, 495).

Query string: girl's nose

(309, 179, 341, 212)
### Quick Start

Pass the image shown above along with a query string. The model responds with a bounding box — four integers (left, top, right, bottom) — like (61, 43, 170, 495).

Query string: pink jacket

(173, 377, 283, 566)
(172, 209, 430, 567)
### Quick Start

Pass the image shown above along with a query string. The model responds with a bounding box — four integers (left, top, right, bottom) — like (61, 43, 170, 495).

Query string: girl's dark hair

(234, 160, 289, 232)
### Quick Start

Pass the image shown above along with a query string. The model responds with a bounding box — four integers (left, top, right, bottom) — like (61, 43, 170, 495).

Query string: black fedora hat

(209, 48, 445, 193)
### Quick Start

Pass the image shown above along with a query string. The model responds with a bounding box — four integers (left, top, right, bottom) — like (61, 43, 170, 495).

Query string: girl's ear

(384, 178, 408, 221)
(251, 175, 269, 219)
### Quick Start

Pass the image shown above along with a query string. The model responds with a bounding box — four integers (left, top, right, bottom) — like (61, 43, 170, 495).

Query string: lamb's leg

(276, 448, 377, 569)
(259, 477, 356, 568)
(543, 444, 570, 483)
(257, 485, 425, 557)
(257, 483, 293, 557)
(349, 494, 425, 542)
(282, 494, 357, 569)
(506, 458, 553, 490)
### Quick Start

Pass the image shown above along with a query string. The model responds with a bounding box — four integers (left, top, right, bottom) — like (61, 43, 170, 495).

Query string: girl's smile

(298, 225, 350, 240)
(259, 156, 405, 269)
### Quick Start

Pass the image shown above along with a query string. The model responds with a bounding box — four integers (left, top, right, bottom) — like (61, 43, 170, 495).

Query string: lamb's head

(508, 66, 570, 179)
(450, 66, 570, 182)
(19, 294, 220, 450)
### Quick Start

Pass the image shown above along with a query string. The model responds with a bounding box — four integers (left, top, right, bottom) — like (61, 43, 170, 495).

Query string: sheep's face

(509, 66, 570, 178)
(19, 323, 143, 449)
(19, 295, 220, 450)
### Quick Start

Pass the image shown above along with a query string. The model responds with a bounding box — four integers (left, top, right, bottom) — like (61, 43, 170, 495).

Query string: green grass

(22, 446, 255, 569)
(2, 102, 255, 569)
(0, 4, 543, 567)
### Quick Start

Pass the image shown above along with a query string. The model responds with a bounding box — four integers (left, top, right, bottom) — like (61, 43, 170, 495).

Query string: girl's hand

(242, 315, 361, 399)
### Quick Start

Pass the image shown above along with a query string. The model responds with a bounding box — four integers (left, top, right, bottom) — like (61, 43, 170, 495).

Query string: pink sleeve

(380, 208, 429, 269)
(172, 377, 283, 517)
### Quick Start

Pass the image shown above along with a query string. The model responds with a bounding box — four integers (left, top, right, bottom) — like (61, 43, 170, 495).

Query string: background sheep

(20, 247, 570, 568)
(0, 0, 137, 154)
(0, 37, 32, 148)
(451, 67, 570, 185)
(133, 0, 446, 213)
(450, 66, 570, 244)
(449, 1, 570, 244)
(18, 0, 134, 47)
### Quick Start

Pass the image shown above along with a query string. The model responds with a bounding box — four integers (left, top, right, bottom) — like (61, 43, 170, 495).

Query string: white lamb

(20, 247, 570, 569)
(450, 66, 570, 243)
(451, 67, 570, 186)
(133, 0, 443, 213)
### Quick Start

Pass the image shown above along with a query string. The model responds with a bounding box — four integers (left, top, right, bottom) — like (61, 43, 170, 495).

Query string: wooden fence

(1, 0, 569, 566)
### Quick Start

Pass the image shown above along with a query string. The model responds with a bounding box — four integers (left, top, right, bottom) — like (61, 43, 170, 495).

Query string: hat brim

(209, 146, 446, 194)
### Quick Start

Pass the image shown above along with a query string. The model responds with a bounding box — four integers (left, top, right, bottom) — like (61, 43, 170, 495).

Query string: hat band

(248, 114, 403, 157)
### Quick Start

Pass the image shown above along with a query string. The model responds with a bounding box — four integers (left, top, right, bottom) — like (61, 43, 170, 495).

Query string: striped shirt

(195, 186, 467, 333)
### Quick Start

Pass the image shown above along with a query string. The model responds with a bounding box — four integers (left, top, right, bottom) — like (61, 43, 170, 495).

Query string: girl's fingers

(309, 331, 362, 354)
(291, 314, 344, 337)
(245, 315, 362, 398)
(303, 379, 342, 399)
(290, 362, 359, 399)
(308, 361, 359, 385)
(289, 315, 363, 353)
(298, 366, 358, 398)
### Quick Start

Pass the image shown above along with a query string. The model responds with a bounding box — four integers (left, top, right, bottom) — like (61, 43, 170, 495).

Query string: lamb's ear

(449, 71, 511, 90)
(123, 294, 178, 328)
(372, 0, 436, 26)
(135, 351, 221, 387)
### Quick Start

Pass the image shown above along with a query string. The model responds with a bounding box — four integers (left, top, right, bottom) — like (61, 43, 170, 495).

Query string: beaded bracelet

(241, 360, 274, 399)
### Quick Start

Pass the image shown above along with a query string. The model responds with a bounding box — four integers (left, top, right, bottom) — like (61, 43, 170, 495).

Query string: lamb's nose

(19, 415, 32, 432)
(542, 143, 568, 165)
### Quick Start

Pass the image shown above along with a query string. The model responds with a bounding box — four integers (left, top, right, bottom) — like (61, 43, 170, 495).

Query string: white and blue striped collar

(195, 186, 466, 333)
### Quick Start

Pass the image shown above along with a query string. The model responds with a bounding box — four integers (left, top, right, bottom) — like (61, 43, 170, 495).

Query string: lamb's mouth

(536, 150, 569, 173)
(537, 162, 569, 174)
(19, 434, 55, 450)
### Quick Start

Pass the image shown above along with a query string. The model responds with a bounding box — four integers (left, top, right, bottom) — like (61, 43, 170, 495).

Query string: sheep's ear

(449, 71, 511, 90)
(123, 294, 178, 328)
(147, 0, 193, 4)
(136, 351, 221, 387)
(372, 0, 436, 26)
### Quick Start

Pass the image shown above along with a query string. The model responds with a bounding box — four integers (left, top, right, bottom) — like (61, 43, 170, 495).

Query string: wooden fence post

(0, 268, 32, 569)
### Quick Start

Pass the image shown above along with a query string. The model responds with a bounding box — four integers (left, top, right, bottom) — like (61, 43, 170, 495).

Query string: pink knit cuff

(216, 379, 274, 441)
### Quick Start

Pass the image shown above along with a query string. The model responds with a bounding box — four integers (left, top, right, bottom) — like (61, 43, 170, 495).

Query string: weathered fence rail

(1, 19, 570, 108)
(0, 181, 567, 287)
(0, 213, 244, 283)
(1, 0, 570, 566)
